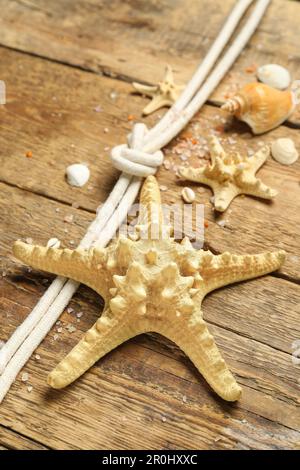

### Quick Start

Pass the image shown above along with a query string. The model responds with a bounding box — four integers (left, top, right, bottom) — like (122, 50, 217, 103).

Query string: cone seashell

(221, 83, 295, 134)
(13, 176, 286, 402)
(257, 64, 291, 90)
(271, 138, 299, 165)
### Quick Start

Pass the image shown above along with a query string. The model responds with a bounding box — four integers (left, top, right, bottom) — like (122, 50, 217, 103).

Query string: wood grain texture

(0, 0, 300, 451)
(0, 0, 298, 92)
(0, 424, 48, 450)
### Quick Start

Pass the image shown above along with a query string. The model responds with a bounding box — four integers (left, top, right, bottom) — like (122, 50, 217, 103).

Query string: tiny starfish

(133, 65, 184, 115)
(179, 135, 277, 212)
(13, 176, 285, 401)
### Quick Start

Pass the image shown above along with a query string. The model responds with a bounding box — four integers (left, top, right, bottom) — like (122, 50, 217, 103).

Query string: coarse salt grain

(27, 386, 33, 393)
(159, 185, 168, 191)
(35, 354, 40, 360)
(25, 237, 33, 244)
(64, 214, 74, 223)
(21, 372, 29, 382)
(217, 220, 226, 228)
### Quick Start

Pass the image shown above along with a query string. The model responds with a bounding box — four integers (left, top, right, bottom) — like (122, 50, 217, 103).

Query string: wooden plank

(0, 0, 298, 93)
(0, 425, 48, 450)
(1, 183, 300, 449)
(0, 47, 299, 281)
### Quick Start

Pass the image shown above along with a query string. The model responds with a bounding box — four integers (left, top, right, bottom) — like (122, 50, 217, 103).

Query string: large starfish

(179, 136, 277, 212)
(132, 65, 184, 115)
(13, 176, 285, 401)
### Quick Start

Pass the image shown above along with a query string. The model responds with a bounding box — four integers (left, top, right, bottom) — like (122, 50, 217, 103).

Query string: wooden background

(0, 0, 300, 450)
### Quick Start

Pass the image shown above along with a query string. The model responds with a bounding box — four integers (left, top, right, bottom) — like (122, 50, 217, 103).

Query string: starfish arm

(142, 96, 172, 115)
(132, 82, 157, 97)
(179, 166, 207, 183)
(164, 64, 174, 83)
(200, 250, 286, 296)
(13, 241, 108, 297)
(240, 175, 277, 199)
(250, 145, 270, 172)
(47, 308, 137, 388)
(160, 313, 241, 401)
(213, 185, 240, 212)
(208, 136, 226, 164)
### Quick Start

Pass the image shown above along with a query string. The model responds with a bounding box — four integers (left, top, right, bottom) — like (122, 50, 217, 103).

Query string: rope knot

(110, 123, 164, 177)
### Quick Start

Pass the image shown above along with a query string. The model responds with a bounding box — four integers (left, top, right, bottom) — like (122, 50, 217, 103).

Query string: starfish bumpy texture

(180, 136, 277, 212)
(133, 65, 184, 115)
(13, 176, 285, 401)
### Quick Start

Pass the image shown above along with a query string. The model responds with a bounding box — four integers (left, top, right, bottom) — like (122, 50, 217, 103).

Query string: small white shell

(181, 187, 195, 203)
(47, 238, 61, 249)
(66, 164, 90, 187)
(257, 64, 291, 90)
(271, 138, 298, 165)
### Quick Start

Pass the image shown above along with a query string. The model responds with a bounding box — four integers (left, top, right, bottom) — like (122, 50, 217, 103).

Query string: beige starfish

(133, 65, 184, 115)
(13, 176, 285, 401)
(179, 136, 277, 212)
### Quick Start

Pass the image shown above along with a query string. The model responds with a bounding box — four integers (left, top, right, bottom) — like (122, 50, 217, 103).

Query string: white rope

(0, 0, 271, 403)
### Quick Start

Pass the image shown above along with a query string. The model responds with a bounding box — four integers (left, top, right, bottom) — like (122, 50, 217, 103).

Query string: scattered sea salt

(64, 214, 74, 223)
(27, 386, 33, 393)
(104, 127, 109, 133)
(67, 307, 74, 314)
(66, 324, 77, 333)
(76, 312, 83, 318)
(21, 372, 29, 382)
(161, 416, 167, 422)
(53, 334, 59, 341)
(94, 105, 102, 112)
(217, 220, 226, 228)
(35, 354, 40, 360)
(25, 237, 33, 244)
(182, 395, 187, 403)
(159, 185, 168, 191)
(57, 327, 63, 333)
(110, 91, 118, 100)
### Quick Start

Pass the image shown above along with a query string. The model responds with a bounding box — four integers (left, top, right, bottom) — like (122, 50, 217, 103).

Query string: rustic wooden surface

(0, 0, 300, 450)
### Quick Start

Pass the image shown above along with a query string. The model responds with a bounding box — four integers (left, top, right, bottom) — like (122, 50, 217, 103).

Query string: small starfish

(179, 136, 277, 212)
(13, 176, 285, 401)
(133, 65, 184, 115)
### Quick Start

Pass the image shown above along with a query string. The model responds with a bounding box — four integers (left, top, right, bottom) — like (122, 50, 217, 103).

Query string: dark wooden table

(0, 0, 299, 450)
